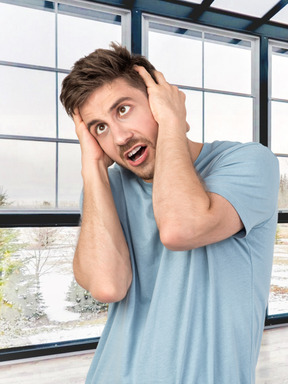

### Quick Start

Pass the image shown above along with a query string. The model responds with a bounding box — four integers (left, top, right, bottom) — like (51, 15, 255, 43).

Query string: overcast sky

(0, 2, 287, 208)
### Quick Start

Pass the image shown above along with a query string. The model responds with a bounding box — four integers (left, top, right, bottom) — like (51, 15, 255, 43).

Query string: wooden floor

(256, 325, 288, 384)
(0, 326, 288, 384)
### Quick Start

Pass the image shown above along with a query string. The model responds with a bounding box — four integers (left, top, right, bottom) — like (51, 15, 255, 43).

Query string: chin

(133, 167, 154, 182)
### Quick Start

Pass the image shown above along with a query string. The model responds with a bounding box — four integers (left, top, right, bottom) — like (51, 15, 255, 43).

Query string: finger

(134, 65, 157, 88)
(72, 108, 83, 126)
(179, 89, 186, 99)
(72, 109, 89, 143)
(153, 70, 167, 85)
(186, 122, 190, 133)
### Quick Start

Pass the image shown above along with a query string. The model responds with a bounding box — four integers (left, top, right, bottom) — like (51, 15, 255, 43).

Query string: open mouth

(127, 145, 147, 163)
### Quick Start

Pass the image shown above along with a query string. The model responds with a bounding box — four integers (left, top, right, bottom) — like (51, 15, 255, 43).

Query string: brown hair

(60, 42, 156, 116)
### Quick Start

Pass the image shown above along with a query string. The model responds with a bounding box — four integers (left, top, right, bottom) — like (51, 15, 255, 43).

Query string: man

(60, 43, 279, 384)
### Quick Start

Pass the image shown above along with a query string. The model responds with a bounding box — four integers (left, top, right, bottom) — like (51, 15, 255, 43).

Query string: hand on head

(73, 108, 114, 168)
(133, 66, 189, 134)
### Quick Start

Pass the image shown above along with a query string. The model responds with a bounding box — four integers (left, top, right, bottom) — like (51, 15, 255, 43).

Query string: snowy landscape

(0, 224, 287, 350)
(268, 224, 288, 315)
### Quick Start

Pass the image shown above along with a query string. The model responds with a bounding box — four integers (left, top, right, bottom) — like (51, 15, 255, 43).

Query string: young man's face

(79, 78, 158, 182)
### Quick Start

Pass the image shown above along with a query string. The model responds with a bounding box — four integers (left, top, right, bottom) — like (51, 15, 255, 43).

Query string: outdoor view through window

(0, 1, 124, 349)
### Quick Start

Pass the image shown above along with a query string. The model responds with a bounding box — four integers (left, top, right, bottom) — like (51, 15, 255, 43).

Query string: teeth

(128, 146, 141, 158)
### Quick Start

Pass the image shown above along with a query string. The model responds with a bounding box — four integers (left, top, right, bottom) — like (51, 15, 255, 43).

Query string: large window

(267, 40, 288, 317)
(0, 0, 130, 211)
(0, 0, 130, 352)
(269, 40, 288, 212)
(142, 15, 259, 144)
(142, 14, 288, 322)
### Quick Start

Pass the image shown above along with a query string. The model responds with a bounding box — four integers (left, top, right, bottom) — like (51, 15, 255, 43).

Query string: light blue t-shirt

(85, 141, 279, 384)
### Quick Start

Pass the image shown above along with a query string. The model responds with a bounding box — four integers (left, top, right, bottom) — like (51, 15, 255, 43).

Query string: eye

(118, 105, 130, 117)
(96, 123, 108, 135)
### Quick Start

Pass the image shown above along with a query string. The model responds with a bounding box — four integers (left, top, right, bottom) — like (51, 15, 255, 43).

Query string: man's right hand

(73, 108, 114, 169)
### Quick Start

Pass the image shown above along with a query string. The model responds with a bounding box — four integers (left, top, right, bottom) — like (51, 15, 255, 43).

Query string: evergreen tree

(66, 278, 108, 315)
(0, 228, 22, 309)
(0, 189, 22, 314)
(0, 190, 27, 345)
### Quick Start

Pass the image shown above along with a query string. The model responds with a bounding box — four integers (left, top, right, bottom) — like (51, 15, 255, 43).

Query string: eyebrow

(87, 96, 134, 132)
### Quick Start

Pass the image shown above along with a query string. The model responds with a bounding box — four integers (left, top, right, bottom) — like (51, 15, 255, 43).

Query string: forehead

(87, 78, 145, 108)
(79, 78, 148, 127)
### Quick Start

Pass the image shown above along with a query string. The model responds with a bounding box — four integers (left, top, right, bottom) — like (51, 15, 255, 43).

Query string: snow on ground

(1, 226, 288, 349)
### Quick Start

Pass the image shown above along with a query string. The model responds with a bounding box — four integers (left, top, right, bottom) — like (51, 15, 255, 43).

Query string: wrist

(157, 120, 187, 142)
(82, 159, 110, 185)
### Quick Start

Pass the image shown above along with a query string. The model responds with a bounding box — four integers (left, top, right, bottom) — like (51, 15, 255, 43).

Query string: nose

(112, 123, 134, 146)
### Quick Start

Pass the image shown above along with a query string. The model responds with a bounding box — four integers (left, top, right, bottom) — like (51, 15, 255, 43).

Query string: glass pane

(204, 93, 253, 143)
(148, 30, 202, 87)
(270, 4, 288, 25)
(0, 66, 56, 137)
(183, 89, 203, 143)
(58, 143, 82, 209)
(58, 10, 122, 70)
(0, 226, 108, 350)
(58, 73, 78, 140)
(271, 101, 288, 154)
(212, 0, 280, 18)
(204, 37, 251, 94)
(271, 50, 288, 100)
(268, 223, 288, 316)
(278, 157, 288, 211)
(0, 140, 55, 209)
(0, 2, 55, 67)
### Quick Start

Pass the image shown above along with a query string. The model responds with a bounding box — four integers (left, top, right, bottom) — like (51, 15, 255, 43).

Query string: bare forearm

(153, 122, 211, 250)
(134, 66, 242, 250)
(74, 163, 132, 303)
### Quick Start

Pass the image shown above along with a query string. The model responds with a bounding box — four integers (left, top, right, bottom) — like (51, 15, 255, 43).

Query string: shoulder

(201, 141, 278, 173)
(200, 141, 279, 205)
(225, 141, 277, 160)
(206, 140, 272, 158)
(224, 142, 279, 177)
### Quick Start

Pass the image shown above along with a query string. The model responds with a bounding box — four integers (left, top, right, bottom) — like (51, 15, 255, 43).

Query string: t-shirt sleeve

(203, 143, 279, 237)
